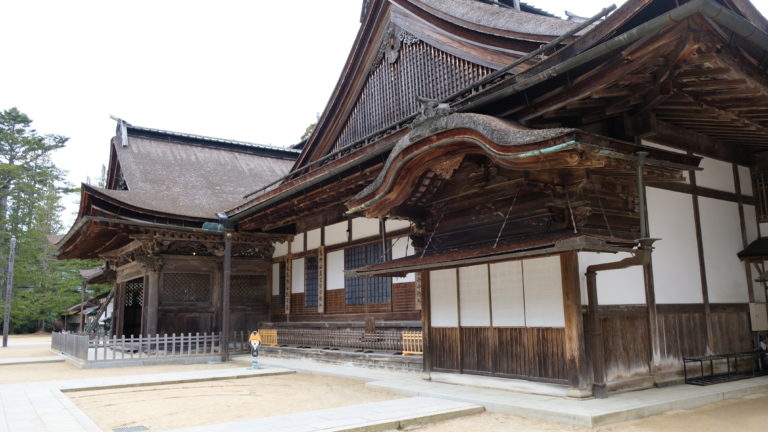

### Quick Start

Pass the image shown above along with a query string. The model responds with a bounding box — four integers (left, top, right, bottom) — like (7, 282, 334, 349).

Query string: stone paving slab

(367, 375, 768, 427)
(0, 366, 293, 432)
(0, 356, 65, 366)
(167, 396, 483, 432)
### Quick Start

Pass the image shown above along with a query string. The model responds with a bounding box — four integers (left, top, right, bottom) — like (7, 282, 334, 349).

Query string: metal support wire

(566, 193, 578, 234)
(494, 190, 519, 249)
(598, 196, 614, 238)
(420, 212, 445, 259)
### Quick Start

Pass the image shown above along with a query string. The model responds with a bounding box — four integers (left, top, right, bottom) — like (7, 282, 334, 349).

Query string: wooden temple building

(58, 0, 768, 397)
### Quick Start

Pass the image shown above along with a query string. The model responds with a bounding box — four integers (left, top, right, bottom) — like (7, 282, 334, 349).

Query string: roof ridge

(125, 123, 301, 154)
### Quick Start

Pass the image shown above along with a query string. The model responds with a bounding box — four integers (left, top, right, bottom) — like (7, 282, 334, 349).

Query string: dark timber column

(114, 282, 125, 337)
(560, 252, 590, 395)
(689, 167, 714, 353)
(420, 271, 431, 375)
(145, 270, 160, 335)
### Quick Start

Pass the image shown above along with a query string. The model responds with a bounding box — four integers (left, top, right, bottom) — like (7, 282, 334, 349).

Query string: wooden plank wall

(430, 326, 567, 381)
(596, 306, 650, 383)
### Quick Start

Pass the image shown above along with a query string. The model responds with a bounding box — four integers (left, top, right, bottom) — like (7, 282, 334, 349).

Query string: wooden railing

(52, 332, 89, 361)
(258, 328, 422, 354)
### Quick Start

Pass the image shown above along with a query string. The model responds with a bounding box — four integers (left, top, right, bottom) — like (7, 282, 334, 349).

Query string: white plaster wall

(578, 252, 645, 305)
(430, 269, 458, 327)
(699, 197, 749, 303)
(696, 157, 735, 193)
(272, 263, 280, 295)
(745, 204, 759, 244)
(739, 165, 752, 196)
(522, 256, 564, 327)
(385, 218, 411, 232)
(490, 260, 525, 326)
(324, 221, 348, 246)
(291, 257, 305, 294)
(273, 241, 288, 258)
(352, 217, 380, 240)
(326, 250, 345, 291)
(647, 187, 703, 303)
(391, 237, 415, 283)
(306, 228, 321, 250)
(290, 234, 304, 254)
(459, 264, 490, 326)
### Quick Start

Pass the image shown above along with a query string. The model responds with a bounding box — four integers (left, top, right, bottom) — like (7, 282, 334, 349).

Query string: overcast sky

(1, 0, 766, 230)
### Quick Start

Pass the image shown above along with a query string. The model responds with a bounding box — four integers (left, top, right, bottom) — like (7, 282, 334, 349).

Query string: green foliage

(0, 107, 100, 333)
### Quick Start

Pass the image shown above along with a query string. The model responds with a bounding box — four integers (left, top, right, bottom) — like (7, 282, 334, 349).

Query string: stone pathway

(168, 397, 483, 432)
(252, 355, 768, 427)
(0, 356, 64, 366)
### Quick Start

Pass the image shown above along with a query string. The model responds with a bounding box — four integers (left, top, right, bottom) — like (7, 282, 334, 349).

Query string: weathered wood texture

(333, 36, 491, 153)
(598, 307, 651, 383)
(655, 304, 752, 364)
(430, 326, 567, 381)
(393, 282, 416, 311)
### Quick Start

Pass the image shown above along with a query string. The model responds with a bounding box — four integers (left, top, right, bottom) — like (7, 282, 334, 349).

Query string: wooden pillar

(114, 282, 125, 337)
(221, 231, 232, 362)
(560, 252, 590, 394)
(420, 271, 431, 374)
(145, 271, 160, 335)
(79, 280, 87, 333)
(689, 168, 714, 353)
(585, 271, 607, 398)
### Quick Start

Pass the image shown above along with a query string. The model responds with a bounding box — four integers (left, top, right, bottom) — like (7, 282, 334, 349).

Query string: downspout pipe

(585, 240, 655, 398)
(586, 151, 653, 398)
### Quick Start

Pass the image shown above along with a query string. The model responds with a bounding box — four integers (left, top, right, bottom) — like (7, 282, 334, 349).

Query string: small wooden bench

(683, 351, 764, 385)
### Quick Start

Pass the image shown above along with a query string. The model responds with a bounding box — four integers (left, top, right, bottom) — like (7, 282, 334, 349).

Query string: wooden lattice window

(344, 243, 391, 305)
(333, 33, 492, 152)
(305, 257, 318, 307)
(124, 277, 144, 307)
(231, 275, 267, 304)
(161, 273, 212, 304)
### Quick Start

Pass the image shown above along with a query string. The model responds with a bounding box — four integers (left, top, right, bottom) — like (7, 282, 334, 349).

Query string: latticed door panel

(160, 273, 212, 305)
(124, 277, 144, 307)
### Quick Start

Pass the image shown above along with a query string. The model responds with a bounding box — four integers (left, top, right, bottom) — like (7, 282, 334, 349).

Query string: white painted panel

(647, 187, 703, 303)
(578, 252, 645, 305)
(696, 157, 735, 193)
(739, 165, 752, 197)
(459, 265, 490, 326)
(272, 263, 280, 295)
(699, 197, 749, 303)
(391, 237, 415, 283)
(761, 223, 768, 238)
(326, 250, 345, 291)
(324, 221, 348, 246)
(290, 234, 304, 254)
(385, 218, 411, 232)
(306, 228, 321, 250)
(753, 264, 766, 303)
(273, 241, 288, 258)
(490, 261, 525, 327)
(291, 258, 305, 294)
(745, 204, 759, 244)
(430, 269, 458, 327)
(352, 217, 380, 240)
(522, 256, 564, 327)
